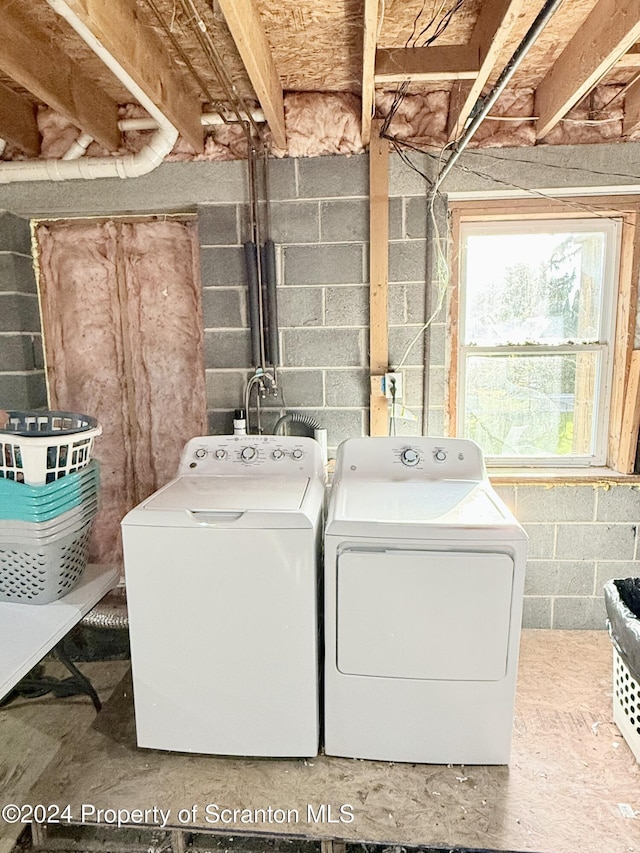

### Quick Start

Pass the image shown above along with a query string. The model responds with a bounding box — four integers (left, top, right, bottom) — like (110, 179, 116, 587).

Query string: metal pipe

(244, 241, 262, 367)
(436, 0, 566, 189)
(263, 239, 280, 366)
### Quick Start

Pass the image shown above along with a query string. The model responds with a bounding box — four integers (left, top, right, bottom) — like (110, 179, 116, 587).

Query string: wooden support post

(321, 842, 346, 853)
(369, 119, 389, 436)
(30, 823, 48, 848)
(361, 0, 379, 147)
(610, 210, 640, 470)
(617, 350, 640, 473)
(171, 830, 186, 853)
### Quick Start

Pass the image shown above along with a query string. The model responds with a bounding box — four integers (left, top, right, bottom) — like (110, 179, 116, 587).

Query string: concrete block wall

(0, 212, 46, 410)
(198, 154, 443, 451)
(494, 482, 640, 629)
(1, 153, 639, 630)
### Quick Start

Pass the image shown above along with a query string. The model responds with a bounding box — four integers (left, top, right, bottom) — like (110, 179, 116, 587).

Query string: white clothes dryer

(324, 436, 527, 765)
(122, 435, 324, 758)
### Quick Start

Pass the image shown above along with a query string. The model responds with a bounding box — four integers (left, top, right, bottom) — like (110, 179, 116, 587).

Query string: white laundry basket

(0, 410, 101, 486)
(605, 579, 640, 763)
(612, 646, 640, 762)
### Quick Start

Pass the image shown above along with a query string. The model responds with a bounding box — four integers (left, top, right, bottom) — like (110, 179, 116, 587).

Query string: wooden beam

(48, 0, 203, 152)
(536, 0, 640, 139)
(610, 209, 640, 470)
(0, 0, 120, 151)
(616, 44, 640, 66)
(623, 76, 640, 136)
(217, 0, 286, 150)
(369, 119, 389, 436)
(0, 82, 40, 157)
(361, 0, 379, 148)
(447, 0, 525, 141)
(375, 45, 480, 84)
(617, 350, 640, 473)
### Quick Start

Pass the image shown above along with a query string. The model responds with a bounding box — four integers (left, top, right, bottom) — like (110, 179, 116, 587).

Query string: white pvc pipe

(118, 109, 266, 132)
(0, 0, 179, 183)
(62, 132, 94, 160)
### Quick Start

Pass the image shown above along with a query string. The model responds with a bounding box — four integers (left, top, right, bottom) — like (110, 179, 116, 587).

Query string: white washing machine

(324, 436, 527, 765)
(122, 434, 324, 758)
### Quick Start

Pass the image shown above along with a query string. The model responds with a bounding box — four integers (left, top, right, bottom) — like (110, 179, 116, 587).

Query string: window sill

(488, 466, 640, 485)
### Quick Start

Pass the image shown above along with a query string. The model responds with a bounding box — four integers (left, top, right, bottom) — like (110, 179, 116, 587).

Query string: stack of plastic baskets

(0, 411, 102, 605)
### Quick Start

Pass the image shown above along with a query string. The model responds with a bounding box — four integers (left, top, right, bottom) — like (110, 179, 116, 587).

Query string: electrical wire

(393, 187, 450, 370)
(415, 0, 465, 48)
(382, 0, 467, 139)
(177, 0, 263, 145)
(387, 133, 640, 224)
(142, 0, 224, 113)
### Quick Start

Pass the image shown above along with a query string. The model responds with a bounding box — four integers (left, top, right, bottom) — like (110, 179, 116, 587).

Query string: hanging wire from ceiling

(176, 0, 265, 145)
(380, 0, 467, 139)
(142, 0, 225, 115)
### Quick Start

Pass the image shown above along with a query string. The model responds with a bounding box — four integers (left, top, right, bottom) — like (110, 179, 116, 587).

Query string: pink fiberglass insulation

(469, 89, 537, 148)
(36, 219, 207, 567)
(277, 92, 363, 157)
(119, 220, 207, 498)
(31, 85, 632, 163)
(37, 220, 135, 566)
(541, 85, 624, 146)
(375, 91, 449, 149)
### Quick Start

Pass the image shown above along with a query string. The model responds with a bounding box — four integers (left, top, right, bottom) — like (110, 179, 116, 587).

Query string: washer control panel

(177, 435, 322, 477)
(336, 437, 486, 482)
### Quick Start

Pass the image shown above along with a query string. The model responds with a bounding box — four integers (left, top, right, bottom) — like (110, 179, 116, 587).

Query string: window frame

(447, 198, 640, 474)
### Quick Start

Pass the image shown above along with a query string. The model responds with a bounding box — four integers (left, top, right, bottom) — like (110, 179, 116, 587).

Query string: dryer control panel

(177, 435, 323, 478)
(334, 436, 486, 482)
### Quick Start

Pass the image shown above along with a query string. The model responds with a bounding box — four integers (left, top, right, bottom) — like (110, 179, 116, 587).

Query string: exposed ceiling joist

(0, 82, 40, 157)
(217, 0, 286, 149)
(375, 45, 480, 84)
(623, 77, 640, 136)
(361, 0, 379, 148)
(535, 0, 640, 139)
(616, 44, 640, 66)
(47, 0, 203, 152)
(0, 0, 120, 151)
(447, 0, 526, 141)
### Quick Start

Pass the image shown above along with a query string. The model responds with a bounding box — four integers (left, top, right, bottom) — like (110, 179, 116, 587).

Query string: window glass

(464, 352, 599, 458)
(458, 219, 619, 465)
(464, 231, 606, 346)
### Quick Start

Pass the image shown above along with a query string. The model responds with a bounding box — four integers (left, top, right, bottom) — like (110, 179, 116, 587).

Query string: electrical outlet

(384, 371, 403, 401)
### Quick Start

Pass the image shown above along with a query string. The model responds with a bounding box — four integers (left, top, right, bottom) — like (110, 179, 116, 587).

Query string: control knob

(272, 449, 285, 460)
(240, 446, 258, 462)
(214, 448, 227, 460)
(291, 448, 304, 460)
(400, 447, 420, 467)
(434, 448, 447, 462)
(194, 448, 207, 459)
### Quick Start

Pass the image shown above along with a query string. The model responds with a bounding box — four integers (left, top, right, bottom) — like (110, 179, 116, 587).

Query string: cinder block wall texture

(198, 155, 444, 445)
(1, 154, 638, 629)
(495, 483, 640, 629)
(196, 154, 640, 631)
(0, 212, 46, 409)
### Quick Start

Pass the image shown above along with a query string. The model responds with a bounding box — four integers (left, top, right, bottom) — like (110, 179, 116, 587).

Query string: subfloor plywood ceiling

(2, 0, 640, 162)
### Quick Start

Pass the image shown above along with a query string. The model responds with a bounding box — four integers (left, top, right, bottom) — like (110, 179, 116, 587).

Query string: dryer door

(337, 548, 514, 681)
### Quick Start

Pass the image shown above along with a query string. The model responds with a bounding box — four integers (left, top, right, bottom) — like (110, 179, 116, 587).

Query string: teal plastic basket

(0, 462, 99, 522)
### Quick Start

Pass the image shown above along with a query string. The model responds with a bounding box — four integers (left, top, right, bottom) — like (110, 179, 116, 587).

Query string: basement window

(456, 216, 622, 467)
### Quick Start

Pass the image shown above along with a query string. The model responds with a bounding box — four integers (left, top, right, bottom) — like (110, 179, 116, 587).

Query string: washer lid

(143, 476, 310, 512)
